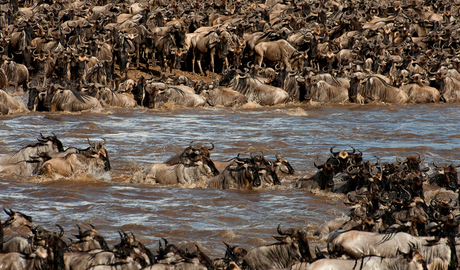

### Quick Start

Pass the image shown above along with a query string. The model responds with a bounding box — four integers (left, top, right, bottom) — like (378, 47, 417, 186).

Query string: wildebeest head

(251, 152, 280, 186)
(397, 153, 422, 173)
(219, 68, 237, 87)
(348, 76, 362, 103)
(231, 157, 261, 188)
(274, 225, 313, 263)
(299, 76, 313, 101)
(133, 73, 153, 106)
(171, 26, 186, 48)
(432, 161, 459, 190)
(73, 224, 109, 251)
(37, 133, 65, 153)
(314, 159, 336, 190)
(176, 142, 219, 176)
(86, 138, 111, 171)
(223, 242, 248, 267)
(274, 153, 295, 175)
(27, 82, 48, 111)
(218, 32, 229, 57)
(2, 207, 34, 229)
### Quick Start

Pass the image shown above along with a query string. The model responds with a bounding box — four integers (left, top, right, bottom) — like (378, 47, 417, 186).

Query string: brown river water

(1, 102, 459, 258)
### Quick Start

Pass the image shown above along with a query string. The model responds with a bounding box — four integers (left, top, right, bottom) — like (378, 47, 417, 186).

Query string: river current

(0, 102, 459, 257)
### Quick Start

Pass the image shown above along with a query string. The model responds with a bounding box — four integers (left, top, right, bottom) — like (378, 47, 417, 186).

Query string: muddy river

(0, 102, 459, 257)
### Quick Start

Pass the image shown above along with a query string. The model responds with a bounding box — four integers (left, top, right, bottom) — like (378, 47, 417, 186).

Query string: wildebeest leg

(40, 163, 53, 176)
(197, 54, 205, 75)
(210, 51, 215, 75)
(192, 49, 197, 74)
(224, 57, 229, 72)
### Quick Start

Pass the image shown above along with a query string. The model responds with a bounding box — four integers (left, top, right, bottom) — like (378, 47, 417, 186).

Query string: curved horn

(27, 81, 38, 89)
(56, 224, 65, 237)
(277, 224, 294, 236)
(208, 143, 214, 151)
(3, 207, 13, 216)
(314, 158, 322, 169)
(349, 145, 356, 154)
(87, 138, 95, 146)
(277, 224, 285, 235)
(223, 241, 231, 249)
(330, 146, 339, 155)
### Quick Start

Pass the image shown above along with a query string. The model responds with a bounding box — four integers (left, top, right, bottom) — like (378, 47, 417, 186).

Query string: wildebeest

(253, 39, 300, 70)
(64, 249, 117, 270)
(71, 224, 109, 252)
(273, 153, 295, 176)
(200, 86, 247, 107)
(145, 83, 206, 109)
(435, 72, 460, 103)
(0, 224, 68, 270)
(0, 134, 64, 166)
(43, 84, 103, 112)
(303, 250, 428, 270)
(2, 207, 34, 232)
(142, 144, 219, 185)
(0, 89, 27, 114)
(164, 142, 215, 165)
(1, 59, 29, 93)
(243, 225, 314, 270)
(84, 62, 107, 86)
(190, 30, 229, 75)
(154, 33, 180, 73)
(299, 77, 349, 104)
(222, 71, 289, 106)
(0, 153, 50, 176)
(350, 75, 409, 104)
(86, 84, 137, 108)
(0, 68, 7, 90)
(38, 139, 110, 177)
(327, 230, 451, 270)
(428, 161, 459, 190)
(206, 157, 261, 190)
(0, 246, 54, 270)
(400, 81, 441, 103)
(296, 159, 336, 192)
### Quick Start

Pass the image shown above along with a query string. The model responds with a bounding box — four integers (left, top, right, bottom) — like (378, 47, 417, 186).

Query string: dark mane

(70, 88, 92, 103)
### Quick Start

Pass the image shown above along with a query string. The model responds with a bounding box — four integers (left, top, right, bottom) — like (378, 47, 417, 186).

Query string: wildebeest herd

(2, 0, 460, 113)
(2, 0, 460, 268)
(1, 134, 460, 269)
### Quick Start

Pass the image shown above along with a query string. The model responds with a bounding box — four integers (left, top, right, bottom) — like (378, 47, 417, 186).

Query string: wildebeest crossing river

(0, 103, 459, 258)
